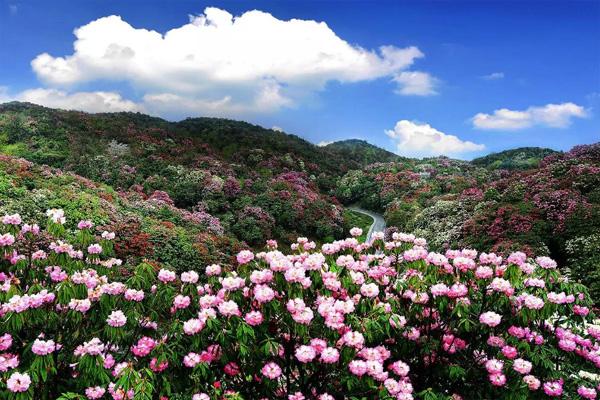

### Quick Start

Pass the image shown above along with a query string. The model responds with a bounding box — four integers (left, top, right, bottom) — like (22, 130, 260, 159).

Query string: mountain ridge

(0, 101, 562, 169)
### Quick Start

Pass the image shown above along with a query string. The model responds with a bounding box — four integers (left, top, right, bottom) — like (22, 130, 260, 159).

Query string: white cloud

(0, 86, 9, 102)
(393, 71, 438, 96)
(1, 84, 284, 118)
(386, 120, 485, 157)
(317, 140, 334, 147)
(472, 109, 531, 130)
(0, 83, 288, 119)
(141, 82, 293, 119)
(28, 7, 435, 117)
(481, 72, 504, 80)
(15, 88, 143, 113)
(472, 102, 588, 130)
(271, 126, 284, 132)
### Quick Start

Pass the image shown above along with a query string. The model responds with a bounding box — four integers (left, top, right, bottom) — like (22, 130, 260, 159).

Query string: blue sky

(1, 0, 599, 158)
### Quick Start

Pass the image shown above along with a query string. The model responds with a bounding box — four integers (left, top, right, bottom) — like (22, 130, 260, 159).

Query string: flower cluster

(0, 210, 598, 399)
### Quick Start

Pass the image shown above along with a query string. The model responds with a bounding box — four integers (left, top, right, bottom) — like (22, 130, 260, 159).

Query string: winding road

(348, 206, 386, 242)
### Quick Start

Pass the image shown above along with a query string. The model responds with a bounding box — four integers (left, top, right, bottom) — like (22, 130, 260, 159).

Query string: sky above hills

(1, 0, 599, 158)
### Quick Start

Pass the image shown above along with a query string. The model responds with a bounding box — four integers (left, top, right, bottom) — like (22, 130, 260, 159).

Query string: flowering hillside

(0, 154, 244, 272)
(336, 144, 600, 303)
(1, 210, 599, 399)
(0, 102, 349, 246)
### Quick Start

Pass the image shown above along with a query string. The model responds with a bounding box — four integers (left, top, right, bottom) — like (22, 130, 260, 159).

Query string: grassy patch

(343, 210, 373, 242)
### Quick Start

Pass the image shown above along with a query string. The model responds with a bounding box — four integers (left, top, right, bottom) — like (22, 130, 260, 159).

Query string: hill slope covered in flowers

(0, 153, 244, 271)
(0, 102, 354, 246)
(0, 102, 599, 304)
(335, 144, 600, 303)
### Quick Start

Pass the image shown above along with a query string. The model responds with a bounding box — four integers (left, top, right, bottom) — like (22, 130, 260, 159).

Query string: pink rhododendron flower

(32, 338, 56, 356)
(360, 283, 380, 298)
(489, 373, 506, 386)
(295, 345, 317, 363)
(0, 333, 13, 351)
(78, 220, 94, 229)
(512, 358, 532, 374)
(173, 295, 191, 310)
(0, 233, 15, 247)
(2, 213, 21, 225)
(181, 271, 199, 283)
(150, 357, 168, 372)
(523, 375, 541, 390)
(236, 250, 255, 265)
(183, 318, 205, 335)
(158, 269, 176, 283)
(101, 230, 115, 240)
(479, 311, 502, 327)
(183, 352, 201, 368)
(350, 227, 363, 237)
(320, 347, 340, 364)
(485, 359, 504, 374)
(87, 243, 103, 254)
(578, 386, 597, 399)
(7, 372, 31, 392)
(218, 300, 241, 317)
(543, 379, 564, 397)
(107, 310, 127, 327)
(261, 362, 282, 379)
(85, 386, 106, 399)
(206, 264, 222, 276)
(131, 336, 156, 357)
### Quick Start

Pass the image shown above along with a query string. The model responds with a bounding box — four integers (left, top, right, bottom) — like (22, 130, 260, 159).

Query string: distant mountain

(323, 139, 402, 167)
(471, 147, 559, 170)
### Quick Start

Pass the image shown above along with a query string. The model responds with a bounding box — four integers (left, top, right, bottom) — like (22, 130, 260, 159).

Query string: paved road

(348, 206, 386, 242)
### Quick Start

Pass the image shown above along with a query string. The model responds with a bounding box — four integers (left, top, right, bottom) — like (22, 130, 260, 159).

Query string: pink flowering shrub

(1, 211, 599, 399)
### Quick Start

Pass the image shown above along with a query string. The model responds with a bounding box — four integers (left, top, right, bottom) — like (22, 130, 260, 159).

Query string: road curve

(347, 206, 386, 242)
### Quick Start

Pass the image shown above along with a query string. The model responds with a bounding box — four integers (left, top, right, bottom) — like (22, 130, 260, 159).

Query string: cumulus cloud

(481, 72, 504, 80)
(27, 7, 435, 117)
(393, 71, 438, 96)
(15, 88, 143, 113)
(472, 102, 588, 130)
(386, 120, 485, 157)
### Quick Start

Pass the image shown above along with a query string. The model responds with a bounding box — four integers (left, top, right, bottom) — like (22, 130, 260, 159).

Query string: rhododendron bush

(1, 211, 599, 399)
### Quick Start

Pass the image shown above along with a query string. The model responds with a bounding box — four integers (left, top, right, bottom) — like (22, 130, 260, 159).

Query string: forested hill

(0, 102, 387, 176)
(323, 139, 402, 166)
(471, 146, 559, 170)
